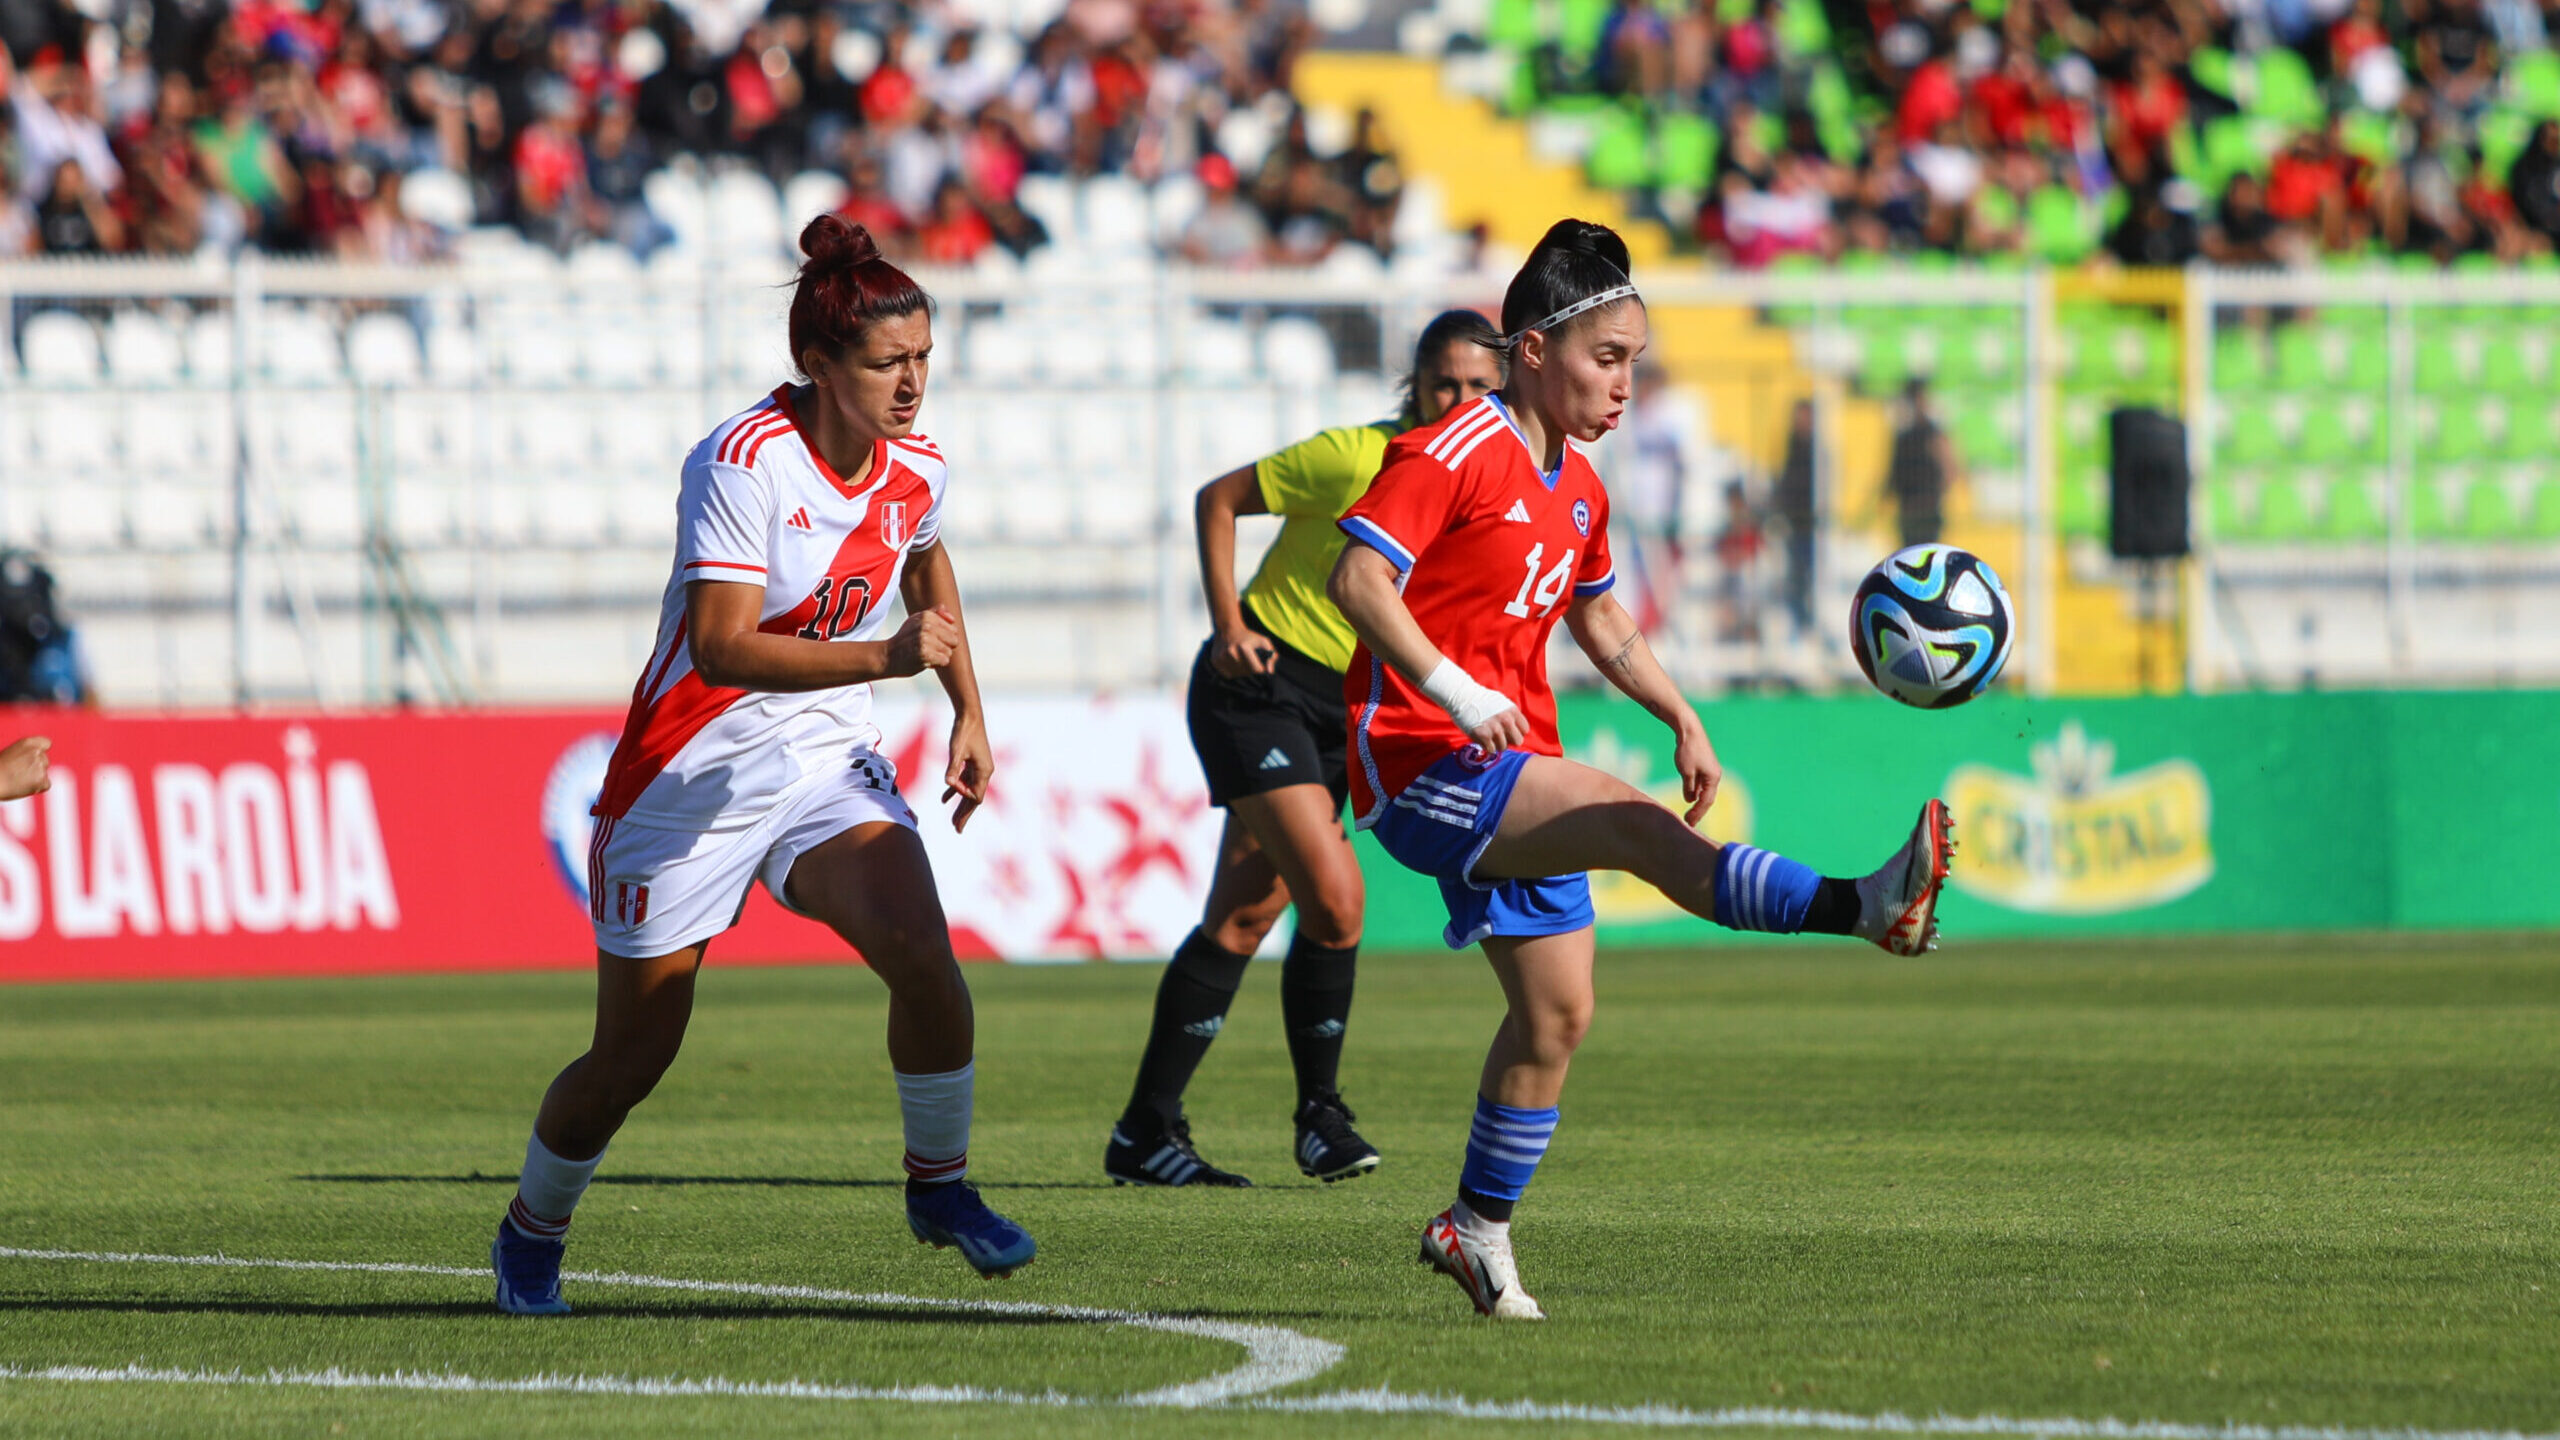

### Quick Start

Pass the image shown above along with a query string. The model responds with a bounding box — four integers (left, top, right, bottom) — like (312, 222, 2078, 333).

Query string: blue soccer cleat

(491, 1217, 572, 1315)
(906, 1182, 1037, 1278)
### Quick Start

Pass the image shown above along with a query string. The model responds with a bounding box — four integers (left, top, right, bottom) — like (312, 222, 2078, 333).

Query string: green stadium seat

(2060, 466, 2106, 537)
(1766, 252, 1821, 326)
(2059, 395, 2105, 461)
(1486, 0, 1541, 45)
(2459, 477, 2517, 539)
(2220, 403, 2287, 466)
(2339, 331, 2389, 391)
(1585, 107, 1653, 189)
(2199, 115, 2276, 194)
(2527, 482, 2560, 538)
(2480, 109, 2535, 187)
(1776, 0, 1831, 60)
(2213, 329, 2269, 392)
(2249, 47, 2324, 129)
(2271, 325, 2330, 390)
(1558, 0, 1611, 59)
(2339, 111, 2403, 166)
(2207, 476, 2256, 539)
(2189, 47, 2236, 102)
(2413, 336, 2469, 393)
(2514, 51, 2560, 120)
(1938, 322, 2018, 386)
(2258, 475, 2318, 539)
(1950, 406, 2009, 471)
(1655, 113, 1719, 191)
(2423, 400, 2493, 462)
(1858, 324, 1912, 393)
(2025, 186, 2095, 264)
(2322, 473, 2388, 540)
(2480, 338, 2535, 392)
(2411, 476, 2458, 538)
(2502, 400, 2554, 460)
(2297, 399, 2361, 463)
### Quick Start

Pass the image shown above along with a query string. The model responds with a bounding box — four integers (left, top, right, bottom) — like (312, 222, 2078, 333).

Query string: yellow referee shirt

(1243, 420, 1403, 674)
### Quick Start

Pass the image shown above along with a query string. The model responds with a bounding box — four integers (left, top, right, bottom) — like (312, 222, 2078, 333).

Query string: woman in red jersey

(1327, 219, 1953, 1321)
(489, 217, 1035, 1316)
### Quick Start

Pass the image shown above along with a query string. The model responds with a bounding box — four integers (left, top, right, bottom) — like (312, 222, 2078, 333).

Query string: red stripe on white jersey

(719, 408, 788, 466)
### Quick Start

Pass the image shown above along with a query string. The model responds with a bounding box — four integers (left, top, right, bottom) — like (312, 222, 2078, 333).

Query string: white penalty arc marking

(0, 1246, 1339, 1408)
(3, 1248, 2553, 1440)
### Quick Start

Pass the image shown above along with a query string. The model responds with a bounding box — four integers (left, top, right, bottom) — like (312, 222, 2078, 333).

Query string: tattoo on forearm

(1602, 634, 1640, 677)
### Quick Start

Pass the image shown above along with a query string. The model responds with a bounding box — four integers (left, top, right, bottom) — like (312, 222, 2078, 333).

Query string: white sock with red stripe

(896, 1063, 972, 1186)
(507, 1132, 603, 1241)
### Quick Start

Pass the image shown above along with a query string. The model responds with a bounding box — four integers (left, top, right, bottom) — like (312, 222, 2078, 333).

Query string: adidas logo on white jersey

(785, 506, 813, 531)
(1504, 499, 1534, 523)
(1257, 747, 1291, 771)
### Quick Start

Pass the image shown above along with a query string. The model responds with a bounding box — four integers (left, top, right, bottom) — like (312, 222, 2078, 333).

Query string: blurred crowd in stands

(1561, 0, 2560, 265)
(0, 0, 1406, 264)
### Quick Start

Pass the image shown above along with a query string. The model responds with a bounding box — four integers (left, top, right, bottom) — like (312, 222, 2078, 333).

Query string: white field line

(3, 1247, 2554, 1440)
(0, 1245, 1340, 1407)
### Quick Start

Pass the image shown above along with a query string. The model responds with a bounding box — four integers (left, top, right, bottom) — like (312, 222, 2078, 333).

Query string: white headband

(1505, 284, 1640, 348)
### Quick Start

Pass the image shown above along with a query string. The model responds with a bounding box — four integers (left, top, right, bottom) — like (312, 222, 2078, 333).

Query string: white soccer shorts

(587, 751, 918, 958)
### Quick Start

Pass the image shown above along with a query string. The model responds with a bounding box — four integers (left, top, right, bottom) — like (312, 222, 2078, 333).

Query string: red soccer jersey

(1337, 394, 1616, 827)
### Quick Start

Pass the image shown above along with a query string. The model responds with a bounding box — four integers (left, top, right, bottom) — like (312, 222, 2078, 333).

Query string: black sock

(1800, 877, 1861, 936)
(1457, 1187, 1515, 1223)
(1280, 933, 1357, 1107)
(905, 1177, 955, 1200)
(1123, 929, 1253, 1129)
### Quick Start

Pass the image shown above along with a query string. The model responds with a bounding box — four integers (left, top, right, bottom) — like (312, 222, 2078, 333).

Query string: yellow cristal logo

(1571, 727, 1753, 925)
(1946, 720, 2213, 915)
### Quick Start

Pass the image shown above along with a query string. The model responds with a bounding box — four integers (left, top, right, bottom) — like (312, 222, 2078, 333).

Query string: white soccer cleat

(1854, 797, 1954, 957)
(1418, 1208, 1545, 1321)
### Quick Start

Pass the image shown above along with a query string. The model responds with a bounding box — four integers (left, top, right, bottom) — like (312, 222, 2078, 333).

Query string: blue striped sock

(1458, 1096, 1558, 1202)
(1712, 844, 1823, 933)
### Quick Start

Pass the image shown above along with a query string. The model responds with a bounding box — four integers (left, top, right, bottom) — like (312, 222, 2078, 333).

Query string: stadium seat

(2422, 400, 2494, 463)
(2256, 474, 2316, 539)
(1150, 173, 1206, 245)
(390, 476, 466, 549)
(2321, 472, 2388, 540)
(2479, 337, 2535, 392)
(2457, 476, 2518, 539)
(2502, 400, 2554, 460)
(2527, 482, 2560, 538)
(2413, 336, 2468, 393)
(2269, 325, 2330, 390)
(962, 319, 1035, 383)
(399, 166, 475, 233)
(2338, 328, 2388, 391)
(31, 467, 125, 547)
(2059, 466, 2106, 538)
(578, 324, 657, 387)
(260, 392, 361, 484)
(780, 170, 849, 234)
(1949, 402, 2016, 471)
(346, 313, 424, 387)
(2212, 328, 2268, 392)
(129, 478, 223, 549)
(2248, 46, 2324, 129)
(21, 311, 102, 383)
(2410, 475, 2458, 538)
(280, 477, 363, 549)
(1855, 324, 1911, 393)
(261, 308, 346, 384)
(1187, 321, 1257, 384)
(705, 169, 784, 260)
(1937, 322, 2017, 387)
(1014, 176, 1077, 246)
(1655, 114, 1718, 192)
(1261, 318, 1337, 388)
(1584, 107, 1652, 190)
(129, 392, 234, 474)
(534, 479, 610, 547)
(2205, 476, 2256, 540)
(1082, 176, 1152, 254)
(2219, 403, 2286, 466)
(104, 310, 185, 385)
(424, 323, 481, 385)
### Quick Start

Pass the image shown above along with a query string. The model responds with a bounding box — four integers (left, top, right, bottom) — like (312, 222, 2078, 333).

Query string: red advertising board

(0, 709, 894, 983)
(0, 697, 1227, 983)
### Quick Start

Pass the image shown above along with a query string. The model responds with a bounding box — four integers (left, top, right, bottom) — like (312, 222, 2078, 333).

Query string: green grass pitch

(2, 937, 2557, 1437)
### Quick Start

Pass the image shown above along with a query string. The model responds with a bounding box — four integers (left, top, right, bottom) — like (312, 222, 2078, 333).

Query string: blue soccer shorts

(1369, 747, 1594, 950)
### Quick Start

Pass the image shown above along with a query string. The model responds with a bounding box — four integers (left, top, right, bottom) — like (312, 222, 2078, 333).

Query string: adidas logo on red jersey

(785, 507, 813, 531)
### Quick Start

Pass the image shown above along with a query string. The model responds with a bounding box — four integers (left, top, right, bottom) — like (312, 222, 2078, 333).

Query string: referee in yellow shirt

(1107, 311, 1506, 1187)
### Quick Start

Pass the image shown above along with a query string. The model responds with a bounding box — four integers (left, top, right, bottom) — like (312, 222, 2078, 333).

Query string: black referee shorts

(1185, 612, 1351, 814)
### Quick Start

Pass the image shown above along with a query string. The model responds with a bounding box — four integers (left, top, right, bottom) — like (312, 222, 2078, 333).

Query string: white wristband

(1419, 658, 1516, 733)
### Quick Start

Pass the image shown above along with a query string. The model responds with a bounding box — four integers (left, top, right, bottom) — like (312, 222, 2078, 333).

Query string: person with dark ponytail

(1327, 219, 1953, 1320)
(1104, 311, 1504, 1189)
(490, 216, 1036, 1313)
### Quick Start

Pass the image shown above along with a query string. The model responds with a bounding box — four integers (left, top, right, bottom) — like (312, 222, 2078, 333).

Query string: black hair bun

(1531, 218, 1631, 279)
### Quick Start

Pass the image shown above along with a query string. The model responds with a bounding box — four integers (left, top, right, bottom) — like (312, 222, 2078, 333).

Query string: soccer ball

(1849, 544, 2015, 709)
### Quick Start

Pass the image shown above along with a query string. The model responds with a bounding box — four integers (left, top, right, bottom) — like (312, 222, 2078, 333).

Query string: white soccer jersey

(596, 386, 948, 831)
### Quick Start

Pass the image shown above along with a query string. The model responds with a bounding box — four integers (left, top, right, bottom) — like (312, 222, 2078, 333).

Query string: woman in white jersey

(491, 217, 1035, 1314)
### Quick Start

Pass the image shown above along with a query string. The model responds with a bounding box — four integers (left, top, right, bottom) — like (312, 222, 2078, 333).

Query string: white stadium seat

(32, 473, 125, 549)
(1015, 176, 1076, 244)
(346, 313, 424, 386)
(999, 471, 1074, 543)
(1261, 317, 1338, 387)
(608, 479, 677, 549)
(105, 310, 185, 384)
(24, 393, 119, 478)
(390, 476, 466, 548)
(261, 307, 346, 384)
(579, 324, 658, 387)
(423, 323, 480, 385)
(642, 168, 709, 252)
(1186, 321, 1256, 383)
(184, 310, 235, 381)
(1076, 475, 1158, 543)
(279, 477, 363, 548)
(399, 166, 476, 232)
(1031, 319, 1109, 385)
(706, 169, 784, 261)
(961, 320, 1035, 384)
(21, 311, 102, 383)
(534, 478, 609, 547)
(258, 391, 359, 483)
(128, 392, 235, 474)
(498, 322, 577, 387)
(782, 170, 850, 234)
(1081, 176, 1151, 254)
(129, 478, 224, 549)
(1150, 174, 1206, 245)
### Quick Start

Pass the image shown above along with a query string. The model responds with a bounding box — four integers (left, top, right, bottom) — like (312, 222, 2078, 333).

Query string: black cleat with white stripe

(1106, 1114, 1254, 1188)
(1294, 1091, 1381, 1182)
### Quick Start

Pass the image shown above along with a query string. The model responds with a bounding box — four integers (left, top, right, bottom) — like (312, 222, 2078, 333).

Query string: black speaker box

(2108, 407, 2191, 560)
